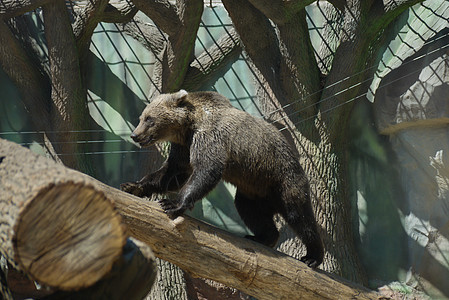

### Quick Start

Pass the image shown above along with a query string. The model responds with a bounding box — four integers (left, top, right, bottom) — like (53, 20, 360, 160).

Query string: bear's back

(185, 93, 301, 195)
(187, 91, 297, 167)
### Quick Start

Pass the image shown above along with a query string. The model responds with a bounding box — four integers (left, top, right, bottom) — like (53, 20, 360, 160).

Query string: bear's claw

(158, 198, 185, 218)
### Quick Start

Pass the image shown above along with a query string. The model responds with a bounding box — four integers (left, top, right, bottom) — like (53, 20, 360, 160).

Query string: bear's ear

(172, 89, 188, 106)
(176, 89, 188, 98)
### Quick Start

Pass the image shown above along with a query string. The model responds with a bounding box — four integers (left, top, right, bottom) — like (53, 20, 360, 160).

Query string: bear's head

(131, 90, 192, 147)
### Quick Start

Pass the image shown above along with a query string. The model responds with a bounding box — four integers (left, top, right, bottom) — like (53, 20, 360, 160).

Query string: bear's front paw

(158, 198, 185, 218)
(120, 182, 144, 197)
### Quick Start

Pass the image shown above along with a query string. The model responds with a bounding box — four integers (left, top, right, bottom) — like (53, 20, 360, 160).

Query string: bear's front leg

(159, 166, 222, 218)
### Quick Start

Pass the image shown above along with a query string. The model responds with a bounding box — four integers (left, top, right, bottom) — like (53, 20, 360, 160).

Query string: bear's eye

(145, 117, 154, 127)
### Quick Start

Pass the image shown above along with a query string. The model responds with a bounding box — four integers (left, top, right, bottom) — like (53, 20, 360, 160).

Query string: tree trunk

(130, 0, 203, 94)
(294, 120, 367, 283)
(146, 259, 188, 300)
(42, 1, 94, 174)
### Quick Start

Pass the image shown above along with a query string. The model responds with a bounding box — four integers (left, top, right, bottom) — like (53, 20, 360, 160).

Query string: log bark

(110, 190, 381, 300)
(0, 138, 381, 299)
(0, 139, 126, 290)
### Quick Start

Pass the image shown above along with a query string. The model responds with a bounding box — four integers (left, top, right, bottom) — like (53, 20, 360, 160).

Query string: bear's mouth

(139, 137, 155, 147)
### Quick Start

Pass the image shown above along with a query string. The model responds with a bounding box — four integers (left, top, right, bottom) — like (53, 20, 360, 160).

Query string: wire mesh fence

(1, 0, 448, 194)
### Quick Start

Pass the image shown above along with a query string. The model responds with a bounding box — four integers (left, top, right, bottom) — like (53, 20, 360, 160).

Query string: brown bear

(121, 90, 324, 267)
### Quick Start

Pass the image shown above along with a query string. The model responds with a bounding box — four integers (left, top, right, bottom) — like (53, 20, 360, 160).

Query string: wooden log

(0, 138, 126, 290)
(0, 138, 382, 299)
(106, 190, 383, 300)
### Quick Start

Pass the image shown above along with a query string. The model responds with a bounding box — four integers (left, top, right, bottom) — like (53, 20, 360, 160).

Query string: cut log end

(14, 182, 125, 290)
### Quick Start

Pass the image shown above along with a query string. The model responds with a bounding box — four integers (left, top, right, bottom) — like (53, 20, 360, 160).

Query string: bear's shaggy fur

(121, 90, 324, 267)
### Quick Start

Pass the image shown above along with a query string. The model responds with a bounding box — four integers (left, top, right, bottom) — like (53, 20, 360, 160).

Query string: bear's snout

(131, 132, 145, 144)
(130, 132, 139, 142)
(131, 131, 155, 147)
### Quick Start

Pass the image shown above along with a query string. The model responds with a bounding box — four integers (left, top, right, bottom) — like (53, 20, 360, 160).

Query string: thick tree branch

(246, 0, 314, 24)
(223, 0, 320, 124)
(125, 0, 203, 92)
(183, 28, 242, 90)
(121, 18, 166, 55)
(73, 0, 138, 38)
(43, 1, 86, 125)
(366, 0, 424, 35)
(327, 0, 346, 11)
(319, 2, 366, 133)
(320, 0, 424, 133)
(383, 0, 424, 13)
(222, 0, 281, 91)
(161, 0, 203, 91)
(0, 0, 52, 19)
(130, 0, 181, 36)
(245, 0, 322, 109)
(102, 1, 138, 23)
(277, 9, 321, 122)
(73, 0, 110, 63)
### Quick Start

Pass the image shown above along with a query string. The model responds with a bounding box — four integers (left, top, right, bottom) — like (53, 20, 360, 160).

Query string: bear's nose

(130, 132, 138, 141)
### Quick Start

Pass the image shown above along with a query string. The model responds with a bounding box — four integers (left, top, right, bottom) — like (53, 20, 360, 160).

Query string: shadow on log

(39, 238, 157, 300)
(0, 138, 384, 300)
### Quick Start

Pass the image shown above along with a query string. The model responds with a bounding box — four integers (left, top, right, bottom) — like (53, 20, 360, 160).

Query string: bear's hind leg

(281, 198, 324, 268)
(234, 191, 279, 248)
